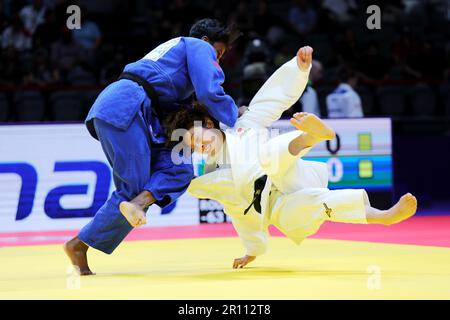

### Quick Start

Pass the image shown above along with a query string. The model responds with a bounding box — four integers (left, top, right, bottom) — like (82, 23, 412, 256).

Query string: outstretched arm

(230, 213, 268, 268)
(186, 38, 238, 127)
(238, 46, 313, 129)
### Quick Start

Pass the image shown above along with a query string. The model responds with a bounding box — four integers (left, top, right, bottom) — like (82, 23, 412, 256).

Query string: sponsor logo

(0, 161, 110, 220)
(323, 202, 332, 218)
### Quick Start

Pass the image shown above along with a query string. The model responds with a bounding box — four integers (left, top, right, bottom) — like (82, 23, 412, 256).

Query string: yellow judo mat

(1, 237, 449, 299)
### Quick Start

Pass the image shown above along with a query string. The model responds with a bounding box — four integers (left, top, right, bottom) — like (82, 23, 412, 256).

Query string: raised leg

(260, 112, 335, 193)
(366, 193, 418, 225)
(119, 191, 155, 227)
(289, 111, 335, 154)
(120, 145, 194, 227)
(64, 114, 153, 274)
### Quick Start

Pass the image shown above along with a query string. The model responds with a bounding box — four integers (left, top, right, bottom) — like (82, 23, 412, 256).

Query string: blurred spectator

(375, 0, 405, 23)
(358, 42, 389, 81)
(326, 67, 363, 118)
(240, 38, 273, 105)
(162, 0, 211, 38)
(71, 10, 102, 51)
(266, 25, 286, 47)
(50, 29, 79, 78)
(239, 39, 272, 105)
(156, 0, 187, 41)
(100, 47, 126, 85)
(33, 9, 61, 48)
(35, 47, 60, 83)
(409, 0, 449, 21)
(322, 0, 358, 24)
(253, 0, 284, 38)
(0, 0, 448, 123)
(392, 27, 420, 62)
(239, 62, 268, 106)
(243, 38, 271, 66)
(21, 48, 59, 86)
(300, 60, 322, 116)
(335, 28, 360, 66)
(256, 1, 291, 47)
(19, 0, 47, 36)
(0, 1, 7, 33)
(391, 27, 422, 79)
(228, 1, 253, 34)
(0, 47, 21, 84)
(444, 41, 450, 80)
(67, 64, 96, 85)
(273, 41, 292, 68)
(1, 15, 32, 51)
(288, 0, 317, 35)
(414, 41, 445, 80)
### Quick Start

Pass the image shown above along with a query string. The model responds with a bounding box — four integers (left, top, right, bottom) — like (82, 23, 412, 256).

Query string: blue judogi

(79, 37, 238, 254)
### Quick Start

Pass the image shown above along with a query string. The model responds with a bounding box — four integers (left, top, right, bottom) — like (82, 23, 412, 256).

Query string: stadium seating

(356, 86, 375, 116)
(409, 85, 437, 116)
(0, 93, 9, 122)
(81, 90, 101, 117)
(317, 85, 335, 117)
(439, 84, 450, 116)
(377, 86, 407, 116)
(67, 68, 97, 85)
(14, 91, 46, 121)
(50, 91, 85, 121)
(305, 34, 333, 64)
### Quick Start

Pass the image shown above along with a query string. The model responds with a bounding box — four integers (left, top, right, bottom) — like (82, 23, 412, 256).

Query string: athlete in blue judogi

(64, 19, 239, 275)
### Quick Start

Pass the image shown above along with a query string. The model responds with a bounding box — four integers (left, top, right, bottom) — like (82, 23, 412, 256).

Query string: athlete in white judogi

(123, 46, 417, 268)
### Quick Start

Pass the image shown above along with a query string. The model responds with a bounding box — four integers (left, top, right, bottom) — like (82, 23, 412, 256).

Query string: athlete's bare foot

(290, 112, 336, 141)
(384, 193, 418, 225)
(119, 201, 147, 227)
(119, 191, 155, 227)
(63, 236, 94, 276)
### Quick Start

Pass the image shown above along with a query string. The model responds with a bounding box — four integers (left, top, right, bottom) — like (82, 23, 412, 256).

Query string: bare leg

(287, 113, 417, 226)
(63, 236, 94, 276)
(119, 190, 156, 227)
(288, 112, 336, 156)
(366, 193, 418, 225)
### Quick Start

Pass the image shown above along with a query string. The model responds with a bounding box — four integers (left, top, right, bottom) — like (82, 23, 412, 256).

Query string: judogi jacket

(326, 83, 363, 118)
(86, 37, 238, 143)
(188, 58, 324, 256)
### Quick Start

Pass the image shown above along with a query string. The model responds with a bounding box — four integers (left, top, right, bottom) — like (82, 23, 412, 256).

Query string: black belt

(86, 72, 161, 140)
(244, 175, 268, 215)
(118, 71, 160, 117)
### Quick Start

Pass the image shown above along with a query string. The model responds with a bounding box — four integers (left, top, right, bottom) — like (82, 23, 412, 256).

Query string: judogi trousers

(79, 112, 193, 254)
(260, 131, 370, 243)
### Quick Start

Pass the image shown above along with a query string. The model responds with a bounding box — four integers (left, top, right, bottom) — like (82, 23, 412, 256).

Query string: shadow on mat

(99, 267, 369, 281)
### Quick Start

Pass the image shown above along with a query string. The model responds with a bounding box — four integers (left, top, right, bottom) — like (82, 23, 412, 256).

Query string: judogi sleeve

(230, 214, 268, 256)
(348, 91, 364, 117)
(238, 57, 311, 128)
(143, 147, 194, 208)
(185, 39, 238, 127)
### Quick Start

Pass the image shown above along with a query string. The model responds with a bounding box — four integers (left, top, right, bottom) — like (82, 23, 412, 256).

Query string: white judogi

(326, 83, 363, 118)
(300, 85, 321, 116)
(188, 58, 369, 256)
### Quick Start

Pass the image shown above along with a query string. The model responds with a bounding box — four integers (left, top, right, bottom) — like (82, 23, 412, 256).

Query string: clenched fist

(233, 255, 256, 269)
(296, 46, 313, 72)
